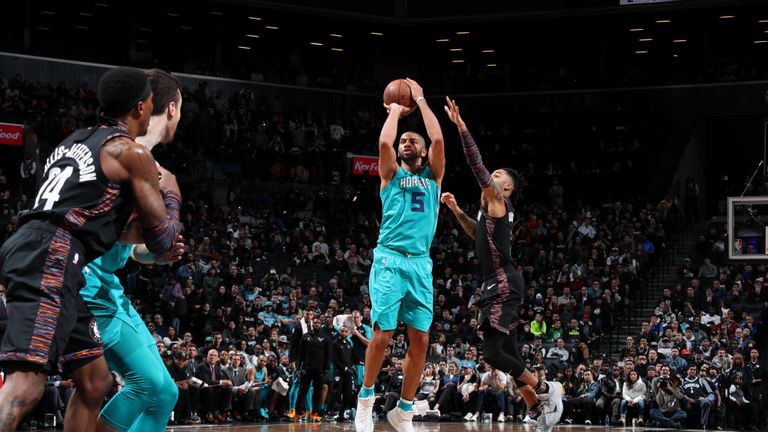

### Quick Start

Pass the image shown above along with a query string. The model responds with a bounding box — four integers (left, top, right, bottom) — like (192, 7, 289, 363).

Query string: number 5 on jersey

(35, 166, 74, 210)
(411, 191, 425, 212)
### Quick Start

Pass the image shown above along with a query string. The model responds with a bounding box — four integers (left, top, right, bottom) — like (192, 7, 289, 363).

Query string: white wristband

(416, 96, 425, 104)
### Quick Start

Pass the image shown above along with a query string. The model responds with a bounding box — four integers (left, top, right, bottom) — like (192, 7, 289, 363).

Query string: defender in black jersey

(0, 67, 182, 431)
(441, 96, 553, 420)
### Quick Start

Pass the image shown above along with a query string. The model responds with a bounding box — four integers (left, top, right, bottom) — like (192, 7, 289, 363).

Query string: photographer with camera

(650, 374, 687, 428)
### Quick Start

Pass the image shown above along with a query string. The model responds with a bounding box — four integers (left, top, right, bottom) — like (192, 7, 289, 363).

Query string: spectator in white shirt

(546, 338, 570, 362)
(578, 218, 597, 239)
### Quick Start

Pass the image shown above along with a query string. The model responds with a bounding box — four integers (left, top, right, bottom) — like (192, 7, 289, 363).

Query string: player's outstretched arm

(379, 103, 405, 186)
(441, 192, 476, 239)
(103, 137, 182, 256)
(444, 97, 505, 218)
(406, 78, 445, 184)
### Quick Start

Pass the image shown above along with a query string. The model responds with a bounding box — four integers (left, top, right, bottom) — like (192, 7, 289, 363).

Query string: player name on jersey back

(43, 142, 97, 182)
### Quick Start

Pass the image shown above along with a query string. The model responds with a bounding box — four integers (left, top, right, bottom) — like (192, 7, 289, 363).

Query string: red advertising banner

(351, 156, 379, 176)
(0, 123, 23, 146)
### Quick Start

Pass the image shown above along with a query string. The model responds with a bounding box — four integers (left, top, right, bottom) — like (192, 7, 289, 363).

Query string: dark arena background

(0, 0, 767, 431)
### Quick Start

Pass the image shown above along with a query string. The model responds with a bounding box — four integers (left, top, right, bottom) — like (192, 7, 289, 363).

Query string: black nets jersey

(476, 198, 515, 280)
(23, 126, 135, 263)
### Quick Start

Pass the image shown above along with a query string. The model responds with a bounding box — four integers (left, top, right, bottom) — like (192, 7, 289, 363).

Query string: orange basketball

(383, 79, 415, 111)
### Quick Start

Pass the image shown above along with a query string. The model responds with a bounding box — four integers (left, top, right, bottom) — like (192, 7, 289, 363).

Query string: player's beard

(399, 151, 420, 163)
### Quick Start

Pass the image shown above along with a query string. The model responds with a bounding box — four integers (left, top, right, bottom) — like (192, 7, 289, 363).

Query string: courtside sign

(0, 123, 23, 146)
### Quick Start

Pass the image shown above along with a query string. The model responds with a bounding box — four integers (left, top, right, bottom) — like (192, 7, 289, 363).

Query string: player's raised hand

(384, 102, 412, 118)
(441, 192, 459, 212)
(404, 78, 424, 102)
(444, 96, 466, 131)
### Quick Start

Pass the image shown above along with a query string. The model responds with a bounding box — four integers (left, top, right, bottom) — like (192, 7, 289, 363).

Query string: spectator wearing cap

(454, 364, 478, 421)
(533, 363, 548, 380)
(168, 350, 194, 424)
(277, 334, 290, 355)
(461, 350, 477, 371)
(650, 373, 687, 429)
(606, 247, 622, 266)
(678, 258, 695, 279)
(259, 301, 278, 327)
(643, 364, 657, 393)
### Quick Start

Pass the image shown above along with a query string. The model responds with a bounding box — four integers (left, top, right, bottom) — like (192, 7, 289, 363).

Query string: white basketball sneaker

(355, 396, 374, 432)
(386, 406, 415, 432)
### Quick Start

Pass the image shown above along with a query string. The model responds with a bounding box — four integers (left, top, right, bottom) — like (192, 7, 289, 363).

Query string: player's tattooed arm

(455, 211, 477, 239)
(103, 137, 133, 161)
(441, 192, 476, 239)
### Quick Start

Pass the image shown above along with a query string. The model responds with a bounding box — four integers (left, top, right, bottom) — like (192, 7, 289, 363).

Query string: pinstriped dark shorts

(478, 268, 525, 335)
(0, 221, 102, 373)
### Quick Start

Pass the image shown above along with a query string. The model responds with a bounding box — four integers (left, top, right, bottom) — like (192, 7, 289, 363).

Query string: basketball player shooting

(354, 78, 444, 432)
(440, 96, 561, 420)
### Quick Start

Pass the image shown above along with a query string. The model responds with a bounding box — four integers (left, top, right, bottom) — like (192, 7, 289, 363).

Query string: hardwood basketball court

(167, 422, 721, 431)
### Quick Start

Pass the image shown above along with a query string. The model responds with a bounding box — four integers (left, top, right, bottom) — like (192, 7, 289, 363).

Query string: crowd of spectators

(524, 224, 767, 430)
(0, 70, 735, 430)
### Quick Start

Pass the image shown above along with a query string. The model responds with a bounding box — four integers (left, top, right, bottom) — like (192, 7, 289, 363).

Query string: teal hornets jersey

(378, 166, 439, 255)
(81, 243, 135, 321)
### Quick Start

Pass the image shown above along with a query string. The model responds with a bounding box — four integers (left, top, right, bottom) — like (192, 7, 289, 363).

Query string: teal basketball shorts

(369, 246, 434, 333)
